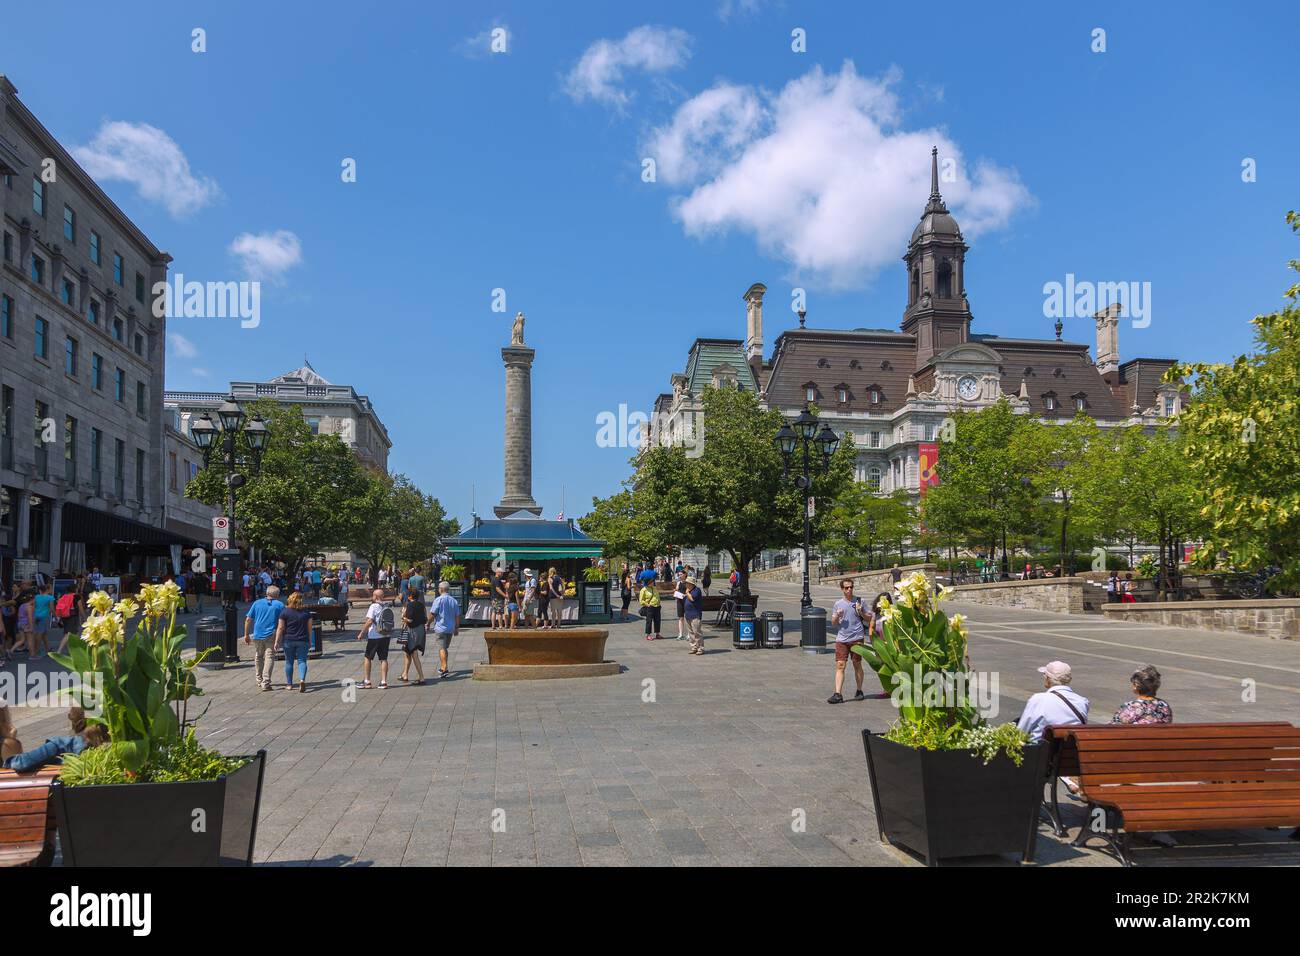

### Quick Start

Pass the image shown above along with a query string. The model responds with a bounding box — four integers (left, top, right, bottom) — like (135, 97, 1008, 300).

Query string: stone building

(1, 75, 191, 580)
(651, 148, 1185, 569)
(164, 361, 391, 475)
(657, 148, 1183, 498)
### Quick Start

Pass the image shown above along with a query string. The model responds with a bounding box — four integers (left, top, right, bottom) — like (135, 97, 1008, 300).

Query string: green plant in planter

(853, 571, 1028, 764)
(50, 580, 238, 784)
(1135, 555, 1158, 579)
(441, 564, 466, 583)
(582, 566, 607, 583)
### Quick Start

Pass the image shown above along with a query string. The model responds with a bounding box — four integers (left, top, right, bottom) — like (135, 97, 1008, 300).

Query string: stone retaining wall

(840, 564, 937, 598)
(748, 561, 822, 584)
(1102, 600, 1300, 640)
(950, 577, 1088, 615)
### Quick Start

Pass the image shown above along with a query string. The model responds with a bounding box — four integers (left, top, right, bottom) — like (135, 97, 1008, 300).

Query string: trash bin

(194, 616, 226, 668)
(800, 606, 828, 654)
(760, 611, 784, 648)
(223, 601, 241, 662)
(733, 607, 758, 649)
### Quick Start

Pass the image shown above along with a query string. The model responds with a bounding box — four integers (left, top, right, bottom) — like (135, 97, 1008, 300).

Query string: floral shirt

(1110, 697, 1173, 725)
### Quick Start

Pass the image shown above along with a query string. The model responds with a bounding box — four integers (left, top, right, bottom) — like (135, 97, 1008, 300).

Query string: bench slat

(1080, 749, 1300, 764)
(1065, 723, 1292, 739)
(1071, 736, 1300, 751)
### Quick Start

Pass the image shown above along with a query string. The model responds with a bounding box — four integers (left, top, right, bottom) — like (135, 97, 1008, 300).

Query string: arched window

(910, 267, 920, 305)
(937, 261, 952, 299)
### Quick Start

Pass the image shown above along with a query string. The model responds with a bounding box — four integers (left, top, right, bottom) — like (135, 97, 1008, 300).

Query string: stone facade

(1102, 600, 1300, 640)
(950, 578, 1088, 615)
(1, 74, 173, 575)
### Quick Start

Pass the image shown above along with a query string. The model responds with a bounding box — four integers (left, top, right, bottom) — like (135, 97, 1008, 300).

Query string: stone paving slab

(6, 581, 1300, 866)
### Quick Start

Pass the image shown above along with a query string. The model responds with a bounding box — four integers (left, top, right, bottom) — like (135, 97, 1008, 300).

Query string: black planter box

(52, 750, 266, 866)
(861, 731, 1046, 866)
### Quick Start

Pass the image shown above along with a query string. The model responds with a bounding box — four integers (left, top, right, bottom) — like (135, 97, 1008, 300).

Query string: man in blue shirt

(682, 577, 705, 656)
(430, 581, 461, 680)
(244, 586, 285, 691)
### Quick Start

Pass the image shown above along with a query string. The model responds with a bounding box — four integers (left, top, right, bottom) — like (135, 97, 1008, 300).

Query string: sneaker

(261, 683, 272, 692)
(854, 689, 865, 701)
(827, 693, 844, 704)
(284, 684, 295, 691)
(645, 634, 656, 641)
(439, 669, 450, 679)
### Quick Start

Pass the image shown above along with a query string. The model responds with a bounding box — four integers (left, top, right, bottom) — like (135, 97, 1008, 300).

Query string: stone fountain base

(472, 627, 617, 681)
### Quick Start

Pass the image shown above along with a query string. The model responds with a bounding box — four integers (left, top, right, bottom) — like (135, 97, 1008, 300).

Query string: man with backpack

(356, 588, 395, 689)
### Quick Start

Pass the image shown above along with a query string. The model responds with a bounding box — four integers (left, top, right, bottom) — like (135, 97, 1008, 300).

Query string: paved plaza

(10, 581, 1300, 867)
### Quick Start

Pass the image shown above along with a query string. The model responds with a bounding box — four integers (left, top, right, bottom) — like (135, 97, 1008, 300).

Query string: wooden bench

(0, 766, 61, 867)
(1049, 722, 1300, 865)
(307, 603, 348, 631)
(1039, 722, 1291, 836)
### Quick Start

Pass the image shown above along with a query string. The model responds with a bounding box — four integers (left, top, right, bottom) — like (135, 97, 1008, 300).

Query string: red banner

(918, 442, 939, 496)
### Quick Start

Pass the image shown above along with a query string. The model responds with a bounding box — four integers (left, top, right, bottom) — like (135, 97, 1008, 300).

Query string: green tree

(1013, 414, 1102, 575)
(343, 473, 458, 582)
(823, 485, 916, 570)
(186, 400, 368, 570)
(635, 386, 854, 594)
(580, 485, 674, 564)
(921, 400, 1038, 570)
(1170, 211, 1300, 591)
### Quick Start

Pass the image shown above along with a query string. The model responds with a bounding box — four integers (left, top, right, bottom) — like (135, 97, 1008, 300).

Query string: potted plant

(49, 581, 266, 866)
(854, 572, 1045, 866)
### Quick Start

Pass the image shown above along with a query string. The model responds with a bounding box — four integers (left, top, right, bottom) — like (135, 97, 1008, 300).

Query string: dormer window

(803, 383, 818, 403)
(838, 387, 848, 403)
(817, 358, 830, 369)
(1072, 392, 1087, 412)
(866, 385, 883, 405)
(1042, 392, 1058, 412)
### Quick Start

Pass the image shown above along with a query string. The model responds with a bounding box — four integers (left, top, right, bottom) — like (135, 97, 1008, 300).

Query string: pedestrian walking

(619, 568, 632, 622)
(701, 567, 712, 596)
(430, 581, 460, 679)
(274, 592, 313, 693)
(243, 586, 285, 691)
(638, 578, 661, 641)
(673, 569, 688, 640)
(30, 584, 54, 658)
(398, 588, 428, 685)
(356, 588, 395, 689)
(827, 578, 867, 704)
(522, 568, 539, 627)
(506, 572, 521, 629)
(683, 576, 705, 655)
(546, 567, 566, 629)
(1106, 571, 1120, 603)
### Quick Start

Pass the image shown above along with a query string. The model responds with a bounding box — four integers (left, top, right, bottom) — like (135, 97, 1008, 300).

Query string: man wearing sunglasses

(828, 578, 867, 704)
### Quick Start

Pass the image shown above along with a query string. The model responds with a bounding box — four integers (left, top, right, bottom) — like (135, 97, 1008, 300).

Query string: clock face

(957, 375, 979, 400)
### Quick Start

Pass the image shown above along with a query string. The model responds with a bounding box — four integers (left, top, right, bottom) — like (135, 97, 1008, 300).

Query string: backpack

(378, 603, 396, 635)
(55, 593, 77, 618)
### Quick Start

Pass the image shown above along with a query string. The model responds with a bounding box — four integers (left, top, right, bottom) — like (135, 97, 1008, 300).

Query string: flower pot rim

(51, 751, 263, 791)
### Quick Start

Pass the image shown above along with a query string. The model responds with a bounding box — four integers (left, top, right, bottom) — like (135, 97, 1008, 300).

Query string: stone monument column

(495, 338, 542, 518)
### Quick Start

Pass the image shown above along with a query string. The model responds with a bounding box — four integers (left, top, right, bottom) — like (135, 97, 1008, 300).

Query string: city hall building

(652, 149, 1185, 569)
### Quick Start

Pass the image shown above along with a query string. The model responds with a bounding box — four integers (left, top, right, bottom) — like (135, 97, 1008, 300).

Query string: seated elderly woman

(1110, 664, 1173, 724)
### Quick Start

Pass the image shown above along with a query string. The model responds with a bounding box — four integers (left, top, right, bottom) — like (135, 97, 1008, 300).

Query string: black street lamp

(867, 516, 877, 571)
(776, 404, 838, 609)
(193, 396, 269, 524)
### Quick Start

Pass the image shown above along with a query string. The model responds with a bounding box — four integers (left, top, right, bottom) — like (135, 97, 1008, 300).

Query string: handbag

(396, 626, 409, 649)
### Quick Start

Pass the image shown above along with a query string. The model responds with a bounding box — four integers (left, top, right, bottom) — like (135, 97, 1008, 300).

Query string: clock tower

(902, 147, 971, 368)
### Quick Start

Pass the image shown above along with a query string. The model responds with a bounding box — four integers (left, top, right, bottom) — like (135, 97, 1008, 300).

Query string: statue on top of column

(511, 311, 526, 346)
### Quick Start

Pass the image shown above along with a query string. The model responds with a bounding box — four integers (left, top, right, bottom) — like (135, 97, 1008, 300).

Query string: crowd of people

(484, 567, 567, 630)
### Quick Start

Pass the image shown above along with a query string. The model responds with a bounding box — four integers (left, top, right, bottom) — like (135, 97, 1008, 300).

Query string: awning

(61, 503, 192, 548)
(446, 545, 604, 561)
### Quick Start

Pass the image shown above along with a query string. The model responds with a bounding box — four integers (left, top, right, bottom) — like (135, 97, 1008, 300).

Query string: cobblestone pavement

(8, 580, 1299, 866)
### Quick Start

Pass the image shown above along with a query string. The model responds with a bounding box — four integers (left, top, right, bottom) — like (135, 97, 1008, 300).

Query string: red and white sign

(213, 538, 230, 552)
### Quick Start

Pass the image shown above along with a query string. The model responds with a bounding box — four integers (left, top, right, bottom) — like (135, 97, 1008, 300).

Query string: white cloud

(456, 22, 510, 58)
(72, 120, 219, 218)
(717, 0, 770, 21)
(564, 26, 692, 108)
(228, 230, 302, 281)
(191, 367, 210, 379)
(168, 331, 199, 359)
(645, 62, 1034, 288)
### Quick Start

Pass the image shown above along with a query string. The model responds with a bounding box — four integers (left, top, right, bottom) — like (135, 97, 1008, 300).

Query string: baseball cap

(1037, 661, 1072, 682)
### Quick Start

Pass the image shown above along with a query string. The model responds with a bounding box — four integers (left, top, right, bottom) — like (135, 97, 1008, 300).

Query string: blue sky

(4, 1, 1297, 527)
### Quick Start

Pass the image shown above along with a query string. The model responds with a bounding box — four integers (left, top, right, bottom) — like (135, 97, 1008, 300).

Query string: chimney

(1094, 303, 1121, 376)
(743, 283, 767, 366)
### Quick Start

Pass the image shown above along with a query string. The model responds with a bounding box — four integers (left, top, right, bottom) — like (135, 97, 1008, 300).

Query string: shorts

(365, 636, 391, 661)
(523, 600, 537, 617)
(492, 598, 506, 614)
(835, 640, 863, 663)
(507, 603, 519, 613)
(434, 631, 453, 651)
